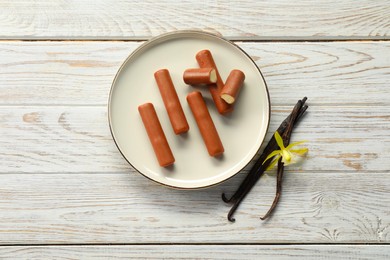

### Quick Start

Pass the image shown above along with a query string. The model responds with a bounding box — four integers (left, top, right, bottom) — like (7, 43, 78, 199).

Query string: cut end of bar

(210, 69, 217, 83)
(221, 94, 235, 104)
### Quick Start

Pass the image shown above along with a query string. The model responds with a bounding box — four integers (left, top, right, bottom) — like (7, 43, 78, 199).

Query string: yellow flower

(263, 131, 308, 170)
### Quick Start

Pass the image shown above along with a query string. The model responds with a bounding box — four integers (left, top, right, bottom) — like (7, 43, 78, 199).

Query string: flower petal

(286, 140, 307, 149)
(266, 156, 280, 171)
(263, 150, 282, 165)
(274, 131, 285, 149)
(282, 150, 293, 163)
(290, 148, 309, 155)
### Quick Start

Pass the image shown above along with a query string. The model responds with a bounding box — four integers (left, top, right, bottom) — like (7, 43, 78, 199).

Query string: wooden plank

(0, 1, 389, 39)
(0, 245, 389, 259)
(1, 106, 389, 173)
(0, 172, 388, 244)
(0, 41, 388, 106)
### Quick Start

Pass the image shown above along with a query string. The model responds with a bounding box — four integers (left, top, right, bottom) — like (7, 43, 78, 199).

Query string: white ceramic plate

(108, 30, 270, 189)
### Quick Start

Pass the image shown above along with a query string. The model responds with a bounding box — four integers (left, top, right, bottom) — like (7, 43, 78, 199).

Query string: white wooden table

(1, 1, 389, 259)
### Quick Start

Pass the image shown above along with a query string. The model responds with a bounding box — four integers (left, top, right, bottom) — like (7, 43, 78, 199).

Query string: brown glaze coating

(138, 103, 175, 167)
(186, 91, 224, 157)
(195, 50, 233, 115)
(221, 69, 245, 104)
(154, 69, 189, 134)
(183, 68, 217, 85)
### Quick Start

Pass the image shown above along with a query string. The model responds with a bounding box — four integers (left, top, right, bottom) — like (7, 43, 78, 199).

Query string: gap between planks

(0, 36, 389, 42)
(0, 170, 389, 175)
(0, 242, 389, 247)
(0, 103, 386, 108)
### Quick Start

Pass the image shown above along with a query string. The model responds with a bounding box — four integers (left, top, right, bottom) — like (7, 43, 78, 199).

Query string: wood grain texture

(0, 1, 389, 39)
(0, 41, 389, 106)
(0, 245, 389, 259)
(0, 172, 388, 244)
(1, 106, 389, 173)
(0, 0, 388, 256)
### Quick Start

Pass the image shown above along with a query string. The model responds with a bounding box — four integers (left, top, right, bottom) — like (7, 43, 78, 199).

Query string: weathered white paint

(0, 1, 388, 39)
(0, 0, 389, 256)
(0, 245, 389, 259)
(1, 106, 389, 173)
(0, 42, 388, 106)
(0, 172, 388, 244)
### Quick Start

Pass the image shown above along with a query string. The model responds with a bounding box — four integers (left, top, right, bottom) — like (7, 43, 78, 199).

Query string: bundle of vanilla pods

(222, 97, 308, 222)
